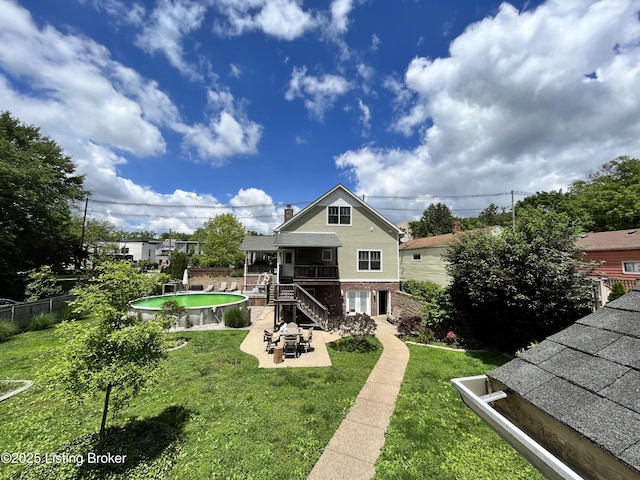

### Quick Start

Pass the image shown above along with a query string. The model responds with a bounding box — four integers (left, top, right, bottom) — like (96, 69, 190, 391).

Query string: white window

(328, 206, 351, 225)
(346, 291, 370, 315)
(358, 250, 382, 271)
(322, 249, 332, 262)
(623, 261, 640, 273)
(412, 253, 421, 261)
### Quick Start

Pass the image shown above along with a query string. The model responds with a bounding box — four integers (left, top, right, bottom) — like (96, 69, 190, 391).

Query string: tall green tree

(569, 156, 640, 231)
(48, 261, 168, 451)
(445, 207, 594, 352)
(0, 112, 86, 298)
(410, 203, 454, 238)
(193, 213, 246, 267)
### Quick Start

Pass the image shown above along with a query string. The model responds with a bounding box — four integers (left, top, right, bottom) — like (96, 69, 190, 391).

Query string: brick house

(240, 184, 402, 328)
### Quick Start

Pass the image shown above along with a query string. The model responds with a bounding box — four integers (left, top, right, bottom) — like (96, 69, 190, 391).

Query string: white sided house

(240, 184, 402, 328)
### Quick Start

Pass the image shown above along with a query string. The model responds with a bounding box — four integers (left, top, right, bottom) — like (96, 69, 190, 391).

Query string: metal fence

(0, 295, 75, 331)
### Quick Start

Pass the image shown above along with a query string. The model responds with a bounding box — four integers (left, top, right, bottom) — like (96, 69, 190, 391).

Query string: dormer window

(328, 206, 351, 225)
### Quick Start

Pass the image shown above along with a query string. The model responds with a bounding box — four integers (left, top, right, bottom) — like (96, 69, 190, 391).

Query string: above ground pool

(130, 292, 248, 328)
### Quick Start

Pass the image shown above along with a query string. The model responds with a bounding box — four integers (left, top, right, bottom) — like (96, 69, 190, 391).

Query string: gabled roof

(240, 235, 277, 252)
(273, 232, 341, 248)
(576, 229, 640, 251)
(275, 184, 402, 234)
(399, 232, 459, 250)
(489, 284, 640, 473)
(240, 232, 341, 250)
(399, 226, 502, 251)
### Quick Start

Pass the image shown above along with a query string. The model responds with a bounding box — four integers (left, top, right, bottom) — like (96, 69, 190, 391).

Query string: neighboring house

(240, 184, 402, 327)
(577, 228, 640, 286)
(453, 283, 640, 480)
(399, 225, 501, 286)
(116, 240, 161, 264)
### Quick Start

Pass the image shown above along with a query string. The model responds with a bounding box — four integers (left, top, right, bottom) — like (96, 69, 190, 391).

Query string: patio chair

(387, 307, 403, 325)
(203, 284, 215, 292)
(225, 281, 238, 292)
(216, 282, 227, 292)
(299, 328, 313, 353)
(282, 334, 299, 359)
(263, 330, 279, 353)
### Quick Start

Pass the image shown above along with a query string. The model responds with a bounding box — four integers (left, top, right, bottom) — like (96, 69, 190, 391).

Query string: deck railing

(292, 265, 338, 280)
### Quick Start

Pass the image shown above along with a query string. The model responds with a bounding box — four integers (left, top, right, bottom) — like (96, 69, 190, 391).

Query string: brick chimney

(284, 204, 294, 223)
(452, 221, 462, 233)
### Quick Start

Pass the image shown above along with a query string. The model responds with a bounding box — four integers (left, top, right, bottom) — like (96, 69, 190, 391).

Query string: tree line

(409, 155, 640, 238)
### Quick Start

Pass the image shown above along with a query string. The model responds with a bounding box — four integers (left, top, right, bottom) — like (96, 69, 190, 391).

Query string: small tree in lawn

(47, 261, 168, 452)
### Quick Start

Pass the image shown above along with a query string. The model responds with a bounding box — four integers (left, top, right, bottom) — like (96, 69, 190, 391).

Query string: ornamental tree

(48, 261, 168, 451)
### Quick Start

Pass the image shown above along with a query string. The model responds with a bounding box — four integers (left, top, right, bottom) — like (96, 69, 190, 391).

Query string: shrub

(25, 265, 63, 301)
(327, 313, 378, 352)
(28, 312, 57, 331)
(0, 320, 17, 341)
(155, 300, 186, 330)
(608, 282, 627, 302)
(397, 315, 436, 344)
(402, 280, 454, 337)
(224, 307, 251, 328)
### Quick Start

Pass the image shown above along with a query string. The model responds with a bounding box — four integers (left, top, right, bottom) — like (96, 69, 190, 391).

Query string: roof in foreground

(489, 283, 640, 473)
(576, 228, 640, 251)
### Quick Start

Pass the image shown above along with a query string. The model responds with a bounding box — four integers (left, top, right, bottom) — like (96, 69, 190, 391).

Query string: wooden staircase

(272, 283, 328, 329)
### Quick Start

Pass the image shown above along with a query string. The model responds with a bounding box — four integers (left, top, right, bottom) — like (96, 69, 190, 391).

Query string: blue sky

(1, 0, 639, 234)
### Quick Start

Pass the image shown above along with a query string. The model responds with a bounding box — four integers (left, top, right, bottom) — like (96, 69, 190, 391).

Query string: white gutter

(451, 375, 584, 480)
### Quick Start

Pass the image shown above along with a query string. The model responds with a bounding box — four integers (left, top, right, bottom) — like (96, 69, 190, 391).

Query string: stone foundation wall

(391, 290, 423, 319)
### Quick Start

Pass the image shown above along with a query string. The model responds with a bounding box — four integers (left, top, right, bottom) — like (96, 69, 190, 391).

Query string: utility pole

(511, 190, 515, 229)
(79, 197, 89, 269)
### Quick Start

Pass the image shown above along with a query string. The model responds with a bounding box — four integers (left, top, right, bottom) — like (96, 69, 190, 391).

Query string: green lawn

(375, 345, 544, 479)
(0, 323, 541, 479)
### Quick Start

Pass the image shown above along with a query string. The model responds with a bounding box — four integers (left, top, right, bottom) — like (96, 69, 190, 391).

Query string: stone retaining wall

(391, 290, 423, 319)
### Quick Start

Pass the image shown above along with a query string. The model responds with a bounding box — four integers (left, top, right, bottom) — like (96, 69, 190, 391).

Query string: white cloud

(213, 0, 316, 40)
(181, 88, 262, 162)
(285, 65, 352, 120)
(370, 33, 381, 52)
(0, 0, 265, 232)
(230, 188, 282, 234)
(357, 99, 371, 137)
(229, 63, 243, 78)
(329, 0, 354, 35)
(339, 0, 640, 220)
(135, 0, 207, 79)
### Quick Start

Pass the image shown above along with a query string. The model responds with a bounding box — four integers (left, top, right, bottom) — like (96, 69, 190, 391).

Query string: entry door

(282, 249, 295, 278)
(378, 290, 390, 315)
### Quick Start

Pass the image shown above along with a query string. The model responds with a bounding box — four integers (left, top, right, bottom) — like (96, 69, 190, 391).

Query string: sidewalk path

(240, 309, 410, 478)
(307, 316, 410, 480)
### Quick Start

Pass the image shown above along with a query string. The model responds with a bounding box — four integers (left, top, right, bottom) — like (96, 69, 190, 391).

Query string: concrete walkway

(240, 308, 410, 479)
(307, 316, 410, 479)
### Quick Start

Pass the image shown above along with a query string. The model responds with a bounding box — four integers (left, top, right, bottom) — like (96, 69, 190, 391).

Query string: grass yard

(374, 345, 544, 479)
(0, 321, 543, 479)
(0, 321, 380, 479)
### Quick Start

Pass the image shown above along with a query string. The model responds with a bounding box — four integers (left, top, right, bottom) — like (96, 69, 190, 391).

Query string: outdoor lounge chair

(282, 334, 299, 359)
(203, 284, 215, 292)
(387, 307, 403, 325)
(263, 330, 279, 353)
(225, 281, 237, 292)
(216, 282, 227, 292)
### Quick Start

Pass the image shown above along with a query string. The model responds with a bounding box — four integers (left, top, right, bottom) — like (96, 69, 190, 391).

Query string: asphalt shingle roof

(489, 283, 640, 473)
